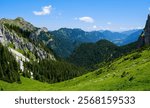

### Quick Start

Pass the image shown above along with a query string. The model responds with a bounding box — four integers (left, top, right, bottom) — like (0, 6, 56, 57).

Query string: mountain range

(0, 14, 150, 90)
(50, 28, 142, 58)
(0, 17, 142, 58)
(0, 17, 86, 83)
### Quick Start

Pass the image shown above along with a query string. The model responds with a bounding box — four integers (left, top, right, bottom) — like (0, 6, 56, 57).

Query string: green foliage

(22, 70, 31, 78)
(121, 71, 129, 78)
(1, 46, 150, 91)
(0, 43, 20, 83)
(25, 60, 86, 84)
(8, 43, 15, 49)
(4, 23, 55, 61)
(130, 53, 141, 60)
(50, 28, 104, 58)
(68, 40, 120, 69)
(4, 23, 31, 39)
(68, 40, 138, 70)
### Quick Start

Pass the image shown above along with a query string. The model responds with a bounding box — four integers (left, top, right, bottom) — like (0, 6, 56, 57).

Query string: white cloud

(79, 16, 94, 23)
(107, 22, 112, 25)
(33, 5, 52, 16)
(93, 25, 97, 29)
(149, 7, 150, 11)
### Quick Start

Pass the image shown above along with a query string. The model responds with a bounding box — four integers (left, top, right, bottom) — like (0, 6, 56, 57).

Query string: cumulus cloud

(79, 16, 94, 23)
(33, 5, 52, 16)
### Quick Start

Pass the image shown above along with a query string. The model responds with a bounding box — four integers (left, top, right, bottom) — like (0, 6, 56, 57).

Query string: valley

(0, 13, 150, 91)
(0, 46, 150, 90)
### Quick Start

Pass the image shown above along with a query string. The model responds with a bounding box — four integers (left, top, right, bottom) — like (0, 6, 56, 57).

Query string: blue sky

(0, 0, 150, 31)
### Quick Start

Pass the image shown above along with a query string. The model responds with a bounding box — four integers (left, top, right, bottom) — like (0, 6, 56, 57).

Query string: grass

(0, 48, 150, 91)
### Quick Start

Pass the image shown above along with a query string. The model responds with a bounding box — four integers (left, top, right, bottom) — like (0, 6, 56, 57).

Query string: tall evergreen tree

(0, 43, 20, 83)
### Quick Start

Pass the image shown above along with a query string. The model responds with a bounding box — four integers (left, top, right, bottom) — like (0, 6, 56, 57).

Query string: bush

(130, 53, 141, 60)
(121, 71, 129, 78)
(129, 76, 134, 81)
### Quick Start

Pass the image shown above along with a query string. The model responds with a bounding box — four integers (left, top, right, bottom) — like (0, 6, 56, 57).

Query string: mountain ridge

(51, 27, 142, 57)
(0, 17, 88, 84)
(0, 14, 149, 90)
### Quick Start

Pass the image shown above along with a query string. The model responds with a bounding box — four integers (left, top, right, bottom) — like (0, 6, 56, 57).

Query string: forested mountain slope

(68, 39, 137, 69)
(0, 46, 150, 91)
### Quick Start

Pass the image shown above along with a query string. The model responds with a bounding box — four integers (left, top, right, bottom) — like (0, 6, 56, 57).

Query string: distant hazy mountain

(50, 28, 105, 57)
(0, 17, 142, 59)
(50, 28, 142, 57)
(122, 29, 142, 35)
(67, 14, 150, 70)
(121, 29, 143, 45)
(102, 30, 128, 40)
(101, 30, 128, 45)
(101, 30, 142, 46)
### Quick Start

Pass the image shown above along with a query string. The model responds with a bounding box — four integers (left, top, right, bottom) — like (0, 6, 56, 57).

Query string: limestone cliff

(138, 14, 150, 47)
(0, 17, 56, 72)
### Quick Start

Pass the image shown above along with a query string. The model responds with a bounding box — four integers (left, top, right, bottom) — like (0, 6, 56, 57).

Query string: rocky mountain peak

(0, 17, 56, 61)
(15, 17, 25, 22)
(0, 17, 36, 31)
(138, 14, 150, 47)
(144, 14, 150, 33)
(41, 27, 48, 32)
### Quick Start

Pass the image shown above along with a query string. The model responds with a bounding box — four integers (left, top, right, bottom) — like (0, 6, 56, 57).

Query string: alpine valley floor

(0, 47, 150, 91)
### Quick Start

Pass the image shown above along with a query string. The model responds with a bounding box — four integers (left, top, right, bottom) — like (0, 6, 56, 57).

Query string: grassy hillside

(0, 47, 150, 91)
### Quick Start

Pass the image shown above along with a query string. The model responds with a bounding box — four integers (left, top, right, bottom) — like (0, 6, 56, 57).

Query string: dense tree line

(24, 60, 86, 83)
(4, 23, 31, 39)
(0, 43, 20, 83)
(0, 42, 86, 84)
(68, 40, 138, 70)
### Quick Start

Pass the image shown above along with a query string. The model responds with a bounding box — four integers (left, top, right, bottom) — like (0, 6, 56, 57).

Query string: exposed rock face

(144, 14, 150, 45)
(0, 17, 56, 72)
(41, 27, 48, 32)
(0, 26, 4, 43)
(138, 14, 150, 47)
(0, 18, 55, 60)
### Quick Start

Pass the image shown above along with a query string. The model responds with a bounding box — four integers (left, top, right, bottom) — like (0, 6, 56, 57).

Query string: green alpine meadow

(0, 0, 150, 91)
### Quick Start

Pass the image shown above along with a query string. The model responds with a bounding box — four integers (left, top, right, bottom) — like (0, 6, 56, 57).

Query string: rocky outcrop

(144, 14, 150, 45)
(0, 17, 56, 72)
(8, 48, 30, 71)
(0, 18, 55, 60)
(138, 14, 150, 47)
(0, 26, 4, 43)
